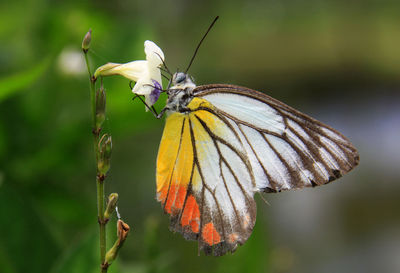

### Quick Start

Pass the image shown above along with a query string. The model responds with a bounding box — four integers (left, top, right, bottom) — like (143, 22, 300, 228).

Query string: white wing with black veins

(194, 84, 359, 193)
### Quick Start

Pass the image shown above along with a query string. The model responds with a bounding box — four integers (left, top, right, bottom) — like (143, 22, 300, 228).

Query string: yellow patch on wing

(157, 98, 219, 203)
(157, 108, 213, 215)
(156, 112, 185, 194)
(186, 97, 214, 111)
(188, 97, 233, 149)
(157, 113, 195, 210)
(195, 109, 228, 138)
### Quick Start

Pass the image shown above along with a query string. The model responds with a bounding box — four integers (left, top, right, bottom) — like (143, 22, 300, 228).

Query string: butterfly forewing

(193, 84, 359, 193)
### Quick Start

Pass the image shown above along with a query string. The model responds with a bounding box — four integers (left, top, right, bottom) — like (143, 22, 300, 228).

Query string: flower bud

(104, 193, 118, 220)
(95, 85, 106, 129)
(105, 220, 130, 265)
(82, 29, 92, 53)
(98, 135, 112, 175)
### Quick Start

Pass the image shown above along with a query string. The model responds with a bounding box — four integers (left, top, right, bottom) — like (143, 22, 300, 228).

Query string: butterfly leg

(132, 94, 161, 118)
(156, 107, 168, 119)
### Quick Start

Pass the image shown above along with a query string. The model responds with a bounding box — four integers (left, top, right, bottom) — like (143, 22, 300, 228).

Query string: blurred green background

(1, 0, 399, 272)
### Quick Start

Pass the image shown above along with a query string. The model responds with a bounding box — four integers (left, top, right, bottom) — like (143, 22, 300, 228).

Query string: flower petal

(132, 77, 152, 95)
(94, 61, 147, 81)
(94, 40, 165, 109)
(145, 40, 164, 68)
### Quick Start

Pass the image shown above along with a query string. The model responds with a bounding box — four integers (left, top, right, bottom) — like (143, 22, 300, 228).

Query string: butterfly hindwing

(194, 84, 359, 193)
(156, 97, 257, 255)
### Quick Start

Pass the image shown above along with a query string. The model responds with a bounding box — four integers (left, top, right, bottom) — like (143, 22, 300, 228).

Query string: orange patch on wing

(163, 184, 188, 214)
(180, 195, 200, 233)
(164, 185, 177, 213)
(202, 222, 221, 246)
(174, 186, 187, 210)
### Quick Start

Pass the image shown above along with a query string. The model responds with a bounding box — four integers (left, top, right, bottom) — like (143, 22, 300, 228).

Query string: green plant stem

(85, 57, 96, 132)
(83, 52, 92, 78)
(97, 175, 107, 273)
(83, 50, 108, 273)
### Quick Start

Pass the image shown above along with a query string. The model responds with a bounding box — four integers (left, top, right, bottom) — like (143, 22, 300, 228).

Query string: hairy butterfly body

(156, 72, 359, 256)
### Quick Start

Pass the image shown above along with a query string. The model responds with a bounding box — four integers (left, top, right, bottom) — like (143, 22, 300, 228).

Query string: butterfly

(152, 18, 359, 256)
(154, 72, 359, 256)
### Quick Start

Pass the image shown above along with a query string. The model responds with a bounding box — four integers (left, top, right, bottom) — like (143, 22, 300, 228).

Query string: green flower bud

(104, 193, 118, 220)
(95, 85, 106, 129)
(82, 29, 92, 53)
(98, 135, 112, 175)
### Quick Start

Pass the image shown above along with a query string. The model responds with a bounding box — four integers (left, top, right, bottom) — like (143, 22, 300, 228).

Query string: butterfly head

(164, 72, 197, 112)
(170, 72, 196, 91)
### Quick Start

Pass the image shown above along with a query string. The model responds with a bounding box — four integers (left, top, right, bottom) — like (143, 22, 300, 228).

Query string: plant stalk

(82, 30, 128, 271)
(97, 175, 107, 272)
(83, 50, 108, 272)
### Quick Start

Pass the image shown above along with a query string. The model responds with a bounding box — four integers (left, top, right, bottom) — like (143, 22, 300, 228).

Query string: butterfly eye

(174, 73, 186, 84)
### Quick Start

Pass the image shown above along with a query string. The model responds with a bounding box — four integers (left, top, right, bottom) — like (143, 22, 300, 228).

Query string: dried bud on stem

(105, 220, 130, 265)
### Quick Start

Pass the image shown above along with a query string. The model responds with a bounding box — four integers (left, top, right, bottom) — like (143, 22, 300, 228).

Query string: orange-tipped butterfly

(151, 17, 359, 256)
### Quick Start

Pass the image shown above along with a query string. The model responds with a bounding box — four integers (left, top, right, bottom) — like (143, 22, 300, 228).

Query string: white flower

(94, 40, 164, 107)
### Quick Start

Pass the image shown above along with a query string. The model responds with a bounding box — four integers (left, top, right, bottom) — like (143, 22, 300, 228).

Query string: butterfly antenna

(161, 72, 170, 81)
(184, 16, 219, 74)
(155, 52, 172, 76)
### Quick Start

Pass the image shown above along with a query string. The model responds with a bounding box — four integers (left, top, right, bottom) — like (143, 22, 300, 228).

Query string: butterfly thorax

(165, 72, 197, 113)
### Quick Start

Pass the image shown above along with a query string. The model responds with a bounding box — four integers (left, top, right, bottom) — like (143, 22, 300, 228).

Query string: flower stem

(97, 174, 107, 272)
(82, 30, 129, 271)
(83, 49, 108, 273)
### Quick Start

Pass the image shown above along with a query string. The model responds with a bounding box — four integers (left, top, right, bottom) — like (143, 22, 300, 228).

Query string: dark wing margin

(193, 84, 359, 193)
